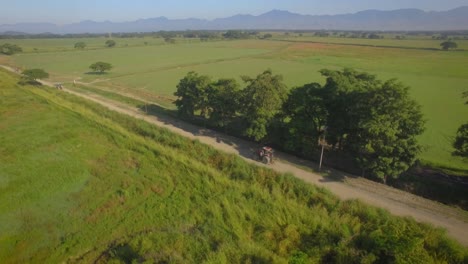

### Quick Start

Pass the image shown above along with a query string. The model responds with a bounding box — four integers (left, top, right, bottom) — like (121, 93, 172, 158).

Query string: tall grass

(0, 69, 466, 263)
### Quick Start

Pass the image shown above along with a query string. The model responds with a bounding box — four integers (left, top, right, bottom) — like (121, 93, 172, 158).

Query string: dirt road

(2, 65, 467, 246)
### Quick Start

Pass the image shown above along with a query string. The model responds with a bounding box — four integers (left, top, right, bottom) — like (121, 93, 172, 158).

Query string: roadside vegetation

(173, 68, 425, 184)
(1, 69, 467, 263)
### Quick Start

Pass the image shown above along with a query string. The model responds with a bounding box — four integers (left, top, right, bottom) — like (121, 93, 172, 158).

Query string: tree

(164, 37, 176, 44)
(74, 42, 86, 49)
(206, 78, 240, 128)
(319, 68, 379, 149)
(89, 62, 113, 73)
(281, 83, 328, 155)
(240, 69, 288, 141)
(453, 124, 468, 158)
(440, 41, 457, 51)
(453, 91, 468, 157)
(174, 72, 211, 117)
(20, 69, 49, 85)
(350, 80, 425, 183)
(105, 40, 116, 47)
(1, 43, 22, 55)
(317, 69, 425, 183)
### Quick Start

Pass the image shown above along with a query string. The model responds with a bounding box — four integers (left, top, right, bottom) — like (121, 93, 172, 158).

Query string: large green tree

(316, 69, 425, 182)
(320, 68, 378, 149)
(89, 62, 113, 73)
(0, 43, 22, 55)
(282, 82, 327, 155)
(206, 78, 240, 128)
(350, 80, 425, 183)
(240, 69, 288, 141)
(174, 72, 211, 117)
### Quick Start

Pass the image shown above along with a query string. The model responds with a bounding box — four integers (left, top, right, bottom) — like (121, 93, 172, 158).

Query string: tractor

(254, 146, 274, 164)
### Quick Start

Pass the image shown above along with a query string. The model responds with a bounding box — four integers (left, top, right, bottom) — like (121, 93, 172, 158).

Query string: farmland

(1, 69, 467, 263)
(2, 36, 468, 172)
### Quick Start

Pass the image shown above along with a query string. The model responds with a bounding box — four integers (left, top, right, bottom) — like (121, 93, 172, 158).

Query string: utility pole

(318, 126, 327, 171)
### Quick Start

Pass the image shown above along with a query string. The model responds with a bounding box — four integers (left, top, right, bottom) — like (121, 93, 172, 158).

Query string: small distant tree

(89, 62, 113, 73)
(440, 41, 457, 51)
(74, 42, 86, 49)
(164, 37, 176, 44)
(0, 43, 22, 55)
(262, 33, 273, 39)
(105, 40, 116, 47)
(20, 69, 49, 85)
(223, 30, 248, 39)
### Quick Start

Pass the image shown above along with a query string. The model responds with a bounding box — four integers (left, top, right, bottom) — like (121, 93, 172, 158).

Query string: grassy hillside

(5, 38, 468, 172)
(0, 69, 467, 263)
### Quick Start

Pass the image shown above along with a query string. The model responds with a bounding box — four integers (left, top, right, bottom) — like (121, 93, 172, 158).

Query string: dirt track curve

(2, 65, 467, 246)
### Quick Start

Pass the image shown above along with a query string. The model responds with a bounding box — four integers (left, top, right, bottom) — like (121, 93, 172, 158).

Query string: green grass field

(3, 37, 468, 172)
(1, 69, 467, 263)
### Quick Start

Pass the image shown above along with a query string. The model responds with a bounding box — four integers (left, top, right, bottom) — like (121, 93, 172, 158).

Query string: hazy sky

(2, 0, 468, 24)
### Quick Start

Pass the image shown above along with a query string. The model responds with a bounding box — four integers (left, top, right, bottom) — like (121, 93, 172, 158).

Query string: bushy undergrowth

(0, 69, 466, 263)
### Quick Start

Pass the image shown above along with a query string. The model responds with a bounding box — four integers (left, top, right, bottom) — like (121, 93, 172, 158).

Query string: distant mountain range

(1, 7, 468, 34)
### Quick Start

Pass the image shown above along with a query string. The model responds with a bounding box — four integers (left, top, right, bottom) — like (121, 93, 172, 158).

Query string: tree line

(174, 69, 426, 183)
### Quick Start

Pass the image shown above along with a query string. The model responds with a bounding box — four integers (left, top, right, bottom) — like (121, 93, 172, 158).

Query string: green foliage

(89, 61, 113, 73)
(282, 82, 327, 155)
(240, 69, 288, 141)
(453, 123, 468, 158)
(74, 41, 86, 49)
(173, 68, 425, 180)
(21, 68, 49, 81)
(453, 92, 468, 158)
(319, 69, 425, 182)
(174, 71, 212, 117)
(352, 80, 425, 182)
(440, 41, 458, 50)
(0, 43, 22, 55)
(207, 78, 240, 127)
(319, 68, 379, 149)
(105, 39, 116, 47)
(0, 69, 466, 263)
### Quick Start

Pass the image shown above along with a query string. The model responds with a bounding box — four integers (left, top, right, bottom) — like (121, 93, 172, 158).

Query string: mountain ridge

(1, 7, 467, 34)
